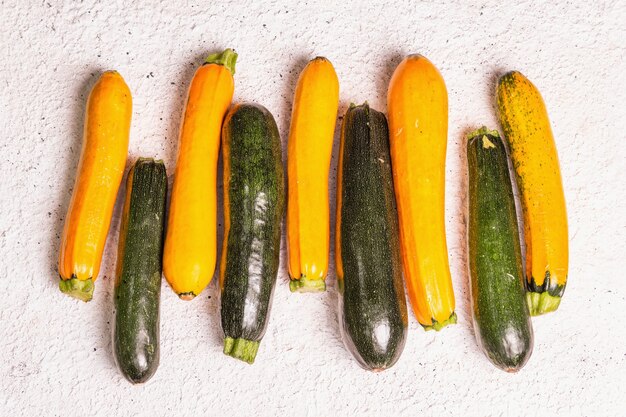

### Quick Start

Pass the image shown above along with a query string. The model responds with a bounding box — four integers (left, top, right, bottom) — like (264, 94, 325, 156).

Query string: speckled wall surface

(1, 1, 625, 416)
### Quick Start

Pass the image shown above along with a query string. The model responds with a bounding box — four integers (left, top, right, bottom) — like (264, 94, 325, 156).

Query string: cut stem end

(59, 277, 94, 302)
(223, 337, 260, 364)
(467, 126, 500, 142)
(178, 292, 196, 301)
(205, 48, 238, 75)
(289, 277, 326, 293)
(422, 312, 457, 331)
(527, 292, 561, 316)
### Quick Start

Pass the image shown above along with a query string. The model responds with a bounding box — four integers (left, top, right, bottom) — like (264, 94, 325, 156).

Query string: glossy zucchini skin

(113, 158, 167, 384)
(467, 128, 533, 372)
(336, 104, 408, 371)
(220, 103, 285, 364)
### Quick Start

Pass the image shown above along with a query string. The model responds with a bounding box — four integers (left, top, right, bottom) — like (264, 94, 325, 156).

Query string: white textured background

(1, 1, 625, 416)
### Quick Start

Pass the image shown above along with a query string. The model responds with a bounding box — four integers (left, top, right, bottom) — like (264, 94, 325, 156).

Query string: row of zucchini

(57, 49, 568, 382)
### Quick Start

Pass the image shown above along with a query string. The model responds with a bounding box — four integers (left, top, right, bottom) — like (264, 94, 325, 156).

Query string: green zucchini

(467, 127, 533, 372)
(336, 103, 408, 371)
(220, 103, 285, 364)
(113, 158, 167, 383)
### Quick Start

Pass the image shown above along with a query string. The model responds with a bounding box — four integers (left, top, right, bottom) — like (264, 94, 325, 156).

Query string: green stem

(205, 48, 238, 75)
(59, 277, 94, 302)
(527, 292, 561, 316)
(422, 312, 457, 331)
(289, 276, 326, 293)
(467, 126, 501, 141)
(223, 337, 260, 364)
(178, 292, 196, 301)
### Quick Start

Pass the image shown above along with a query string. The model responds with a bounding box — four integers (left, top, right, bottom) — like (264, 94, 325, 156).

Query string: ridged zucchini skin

(286, 56, 339, 292)
(113, 158, 167, 384)
(163, 49, 237, 300)
(467, 128, 533, 372)
(336, 104, 408, 371)
(58, 70, 132, 302)
(220, 103, 285, 364)
(386, 54, 456, 330)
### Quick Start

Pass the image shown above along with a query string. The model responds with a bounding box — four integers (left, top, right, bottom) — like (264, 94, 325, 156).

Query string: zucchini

(220, 103, 285, 364)
(496, 70, 568, 315)
(386, 54, 456, 330)
(336, 103, 408, 371)
(113, 158, 167, 383)
(58, 71, 132, 302)
(467, 127, 533, 372)
(286, 56, 339, 292)
(163, 49, 237, 300)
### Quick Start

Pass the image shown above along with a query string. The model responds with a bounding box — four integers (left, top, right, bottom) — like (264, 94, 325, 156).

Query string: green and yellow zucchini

(496, 71, 568, 315)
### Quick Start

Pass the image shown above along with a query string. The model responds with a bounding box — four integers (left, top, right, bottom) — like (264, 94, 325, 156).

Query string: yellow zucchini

(286, 57, 339, 292)
(163, 49, 237, 300)
(387, 54, 456, 330)
(58, 71, 132, 302)
(496, 70, 568, 315)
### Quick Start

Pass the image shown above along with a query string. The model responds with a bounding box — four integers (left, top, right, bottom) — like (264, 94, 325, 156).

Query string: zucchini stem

(422, 312, 457, 331)
(205, 48, 238, 75)
(466, 126, 501, 142)
(527, 292, 561, 316)
(178, 291, 196, 301)
(59, 277, 94, 302)
(223, 337, 260, 364)
(289, 276, 326, 293)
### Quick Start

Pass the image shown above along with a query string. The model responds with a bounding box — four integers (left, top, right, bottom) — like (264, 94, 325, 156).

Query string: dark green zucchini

(467, 127, 533, 372)
(336, 103, 408, 371)
(113, 158, 167, 383)
(220, 103, 285, 364)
